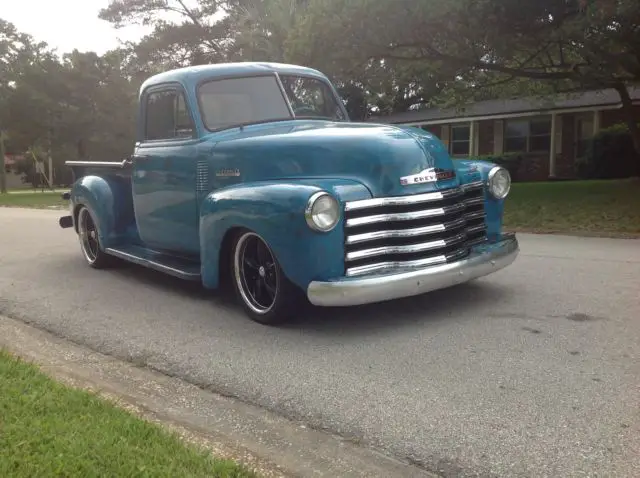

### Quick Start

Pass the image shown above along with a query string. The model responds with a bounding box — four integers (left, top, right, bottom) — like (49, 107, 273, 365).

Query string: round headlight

(305, 192, 340, 232)
(487, 166, 511, 199)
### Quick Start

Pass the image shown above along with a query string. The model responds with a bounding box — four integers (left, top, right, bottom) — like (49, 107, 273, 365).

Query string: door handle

(132, 155, 150, 162)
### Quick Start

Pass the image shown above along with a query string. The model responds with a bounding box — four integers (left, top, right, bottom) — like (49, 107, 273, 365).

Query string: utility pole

(0, 130, 7, 194)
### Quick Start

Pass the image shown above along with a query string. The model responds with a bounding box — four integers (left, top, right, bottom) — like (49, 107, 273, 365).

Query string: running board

(105, 245, 201, 281)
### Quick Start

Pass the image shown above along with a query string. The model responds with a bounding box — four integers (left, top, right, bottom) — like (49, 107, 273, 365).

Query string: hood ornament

(400, 167, 455, 186)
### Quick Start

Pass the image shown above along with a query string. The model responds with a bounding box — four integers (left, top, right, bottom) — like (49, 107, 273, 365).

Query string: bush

(468, 153, 523, 181)
(576, 122, 640, 179)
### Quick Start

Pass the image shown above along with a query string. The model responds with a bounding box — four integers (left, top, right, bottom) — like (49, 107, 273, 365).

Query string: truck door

(132, 83, 201, 256)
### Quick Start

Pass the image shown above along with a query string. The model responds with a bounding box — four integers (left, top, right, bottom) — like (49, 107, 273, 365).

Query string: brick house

(369, 87, 640, 180)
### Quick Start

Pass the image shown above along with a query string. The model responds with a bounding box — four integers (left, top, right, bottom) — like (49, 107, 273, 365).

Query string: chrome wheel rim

(234, 232, 278, 315)
(78, 208, 99, 264)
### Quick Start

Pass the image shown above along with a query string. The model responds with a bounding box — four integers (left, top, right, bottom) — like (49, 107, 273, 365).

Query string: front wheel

(231, 231, 302, 325)
(77, 206, 114, 269)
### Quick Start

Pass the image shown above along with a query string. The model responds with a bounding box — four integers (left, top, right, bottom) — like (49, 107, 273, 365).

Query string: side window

(145, 89, 195, 141)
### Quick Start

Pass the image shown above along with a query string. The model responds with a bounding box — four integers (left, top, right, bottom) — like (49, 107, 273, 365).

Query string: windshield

(197, 74, 345, 131)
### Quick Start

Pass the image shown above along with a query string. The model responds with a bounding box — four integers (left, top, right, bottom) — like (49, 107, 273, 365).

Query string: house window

(504, 117, 551, 153)
(450, 124, 470, 156)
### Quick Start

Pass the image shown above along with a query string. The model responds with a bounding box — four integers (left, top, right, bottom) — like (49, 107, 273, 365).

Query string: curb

(0, 314, 438, 478)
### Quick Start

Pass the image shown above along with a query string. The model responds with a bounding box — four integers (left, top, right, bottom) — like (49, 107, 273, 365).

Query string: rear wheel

(231, 230, 302, 325)
(77, 206, 114, 269)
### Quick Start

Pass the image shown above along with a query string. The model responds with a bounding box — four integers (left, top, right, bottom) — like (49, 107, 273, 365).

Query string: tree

(98, 0, 237, 72)
(288, 0, 640, 151)
(0, 19, 140, 188)
(0, 18, 51, 192)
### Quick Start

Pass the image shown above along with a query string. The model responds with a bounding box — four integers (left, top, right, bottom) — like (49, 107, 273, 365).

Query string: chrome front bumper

(306, 234, 519, 307)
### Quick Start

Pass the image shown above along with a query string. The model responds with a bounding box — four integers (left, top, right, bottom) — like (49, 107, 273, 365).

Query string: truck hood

(206, 120, 460, 197)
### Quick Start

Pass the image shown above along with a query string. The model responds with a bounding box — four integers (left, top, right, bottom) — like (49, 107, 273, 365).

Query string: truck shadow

(289, 281, 511, 336)
(102, 258, 511, 335)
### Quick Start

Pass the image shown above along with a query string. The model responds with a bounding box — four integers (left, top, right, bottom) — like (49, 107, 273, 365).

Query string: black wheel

(77, 206, 114, 269)
(231, 230, 302, 325)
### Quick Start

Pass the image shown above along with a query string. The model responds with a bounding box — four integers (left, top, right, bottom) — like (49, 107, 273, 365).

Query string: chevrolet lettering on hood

(400, 167, 456, 185)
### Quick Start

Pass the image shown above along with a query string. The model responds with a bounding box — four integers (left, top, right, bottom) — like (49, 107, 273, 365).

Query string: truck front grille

(343, 181, 487, 277)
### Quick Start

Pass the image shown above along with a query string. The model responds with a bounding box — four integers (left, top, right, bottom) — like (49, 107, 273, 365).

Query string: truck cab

(60, 62, 519, 325)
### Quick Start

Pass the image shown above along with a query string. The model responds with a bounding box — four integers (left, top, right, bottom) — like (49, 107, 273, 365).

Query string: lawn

(0, 190, 68, 209)
(0, 349, 257, 478)
(504, 178, 640, 236)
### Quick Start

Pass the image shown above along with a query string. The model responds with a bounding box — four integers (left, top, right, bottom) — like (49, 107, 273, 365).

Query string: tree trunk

(613, 83, 640, 156)
(0, 130, 7, 194)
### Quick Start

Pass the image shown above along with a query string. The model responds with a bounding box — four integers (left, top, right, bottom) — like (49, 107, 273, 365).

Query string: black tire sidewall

(230, 230, 301, 325)
(77, 205, 113, 269)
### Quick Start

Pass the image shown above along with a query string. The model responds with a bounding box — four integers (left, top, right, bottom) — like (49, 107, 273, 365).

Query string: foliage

(286, 0, 640, 150)
(0, 19, 139, 186)
(577, 122, 640, 179)
(2, 0, 640, 181)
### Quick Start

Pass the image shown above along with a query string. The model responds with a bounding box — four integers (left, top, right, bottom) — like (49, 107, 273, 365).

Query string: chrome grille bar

(345, 217, 468, 245)
(345, 203, 466, 227)
(346, 232, 467, 262)
(344, 181, 484, 211)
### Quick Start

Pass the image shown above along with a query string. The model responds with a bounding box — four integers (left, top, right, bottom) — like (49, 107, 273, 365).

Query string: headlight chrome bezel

(305, 191, 340, 232)
(487, 166, 511, 199)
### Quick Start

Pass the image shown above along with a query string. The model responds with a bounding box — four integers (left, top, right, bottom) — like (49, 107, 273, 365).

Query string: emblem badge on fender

(400, 167, 455, 185)
(215, 168, 240, 177)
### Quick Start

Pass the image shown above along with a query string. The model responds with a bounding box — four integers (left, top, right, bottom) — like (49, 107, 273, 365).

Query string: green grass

(0, 349, 257, 478)
(504, 178, 640, 236)
(0, 191, 68, 209)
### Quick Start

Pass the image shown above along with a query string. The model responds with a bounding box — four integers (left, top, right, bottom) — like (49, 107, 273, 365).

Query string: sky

(3, 0, 149, 54)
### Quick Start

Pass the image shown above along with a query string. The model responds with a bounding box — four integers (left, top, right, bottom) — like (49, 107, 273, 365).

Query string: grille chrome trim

(344, 180, 484, 211)
(344, 188, 462, 211)
(346, 232, 467, 262)
(346, 254, 450, 277)
(345, 217, 468, 245)
(343, 181, 488, 277)
(345, 203, 466, 227)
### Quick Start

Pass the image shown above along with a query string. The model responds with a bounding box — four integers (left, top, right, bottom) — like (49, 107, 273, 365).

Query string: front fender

(199, 179, 371, 290)
(70, 174, 137, 249)
(455, 159, 505, 241)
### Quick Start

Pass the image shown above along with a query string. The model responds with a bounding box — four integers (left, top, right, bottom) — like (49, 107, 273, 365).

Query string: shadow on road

(92, 256, 514, 337)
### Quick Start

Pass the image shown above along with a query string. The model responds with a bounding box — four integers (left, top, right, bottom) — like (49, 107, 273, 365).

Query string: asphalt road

(1, 207, 639, 477)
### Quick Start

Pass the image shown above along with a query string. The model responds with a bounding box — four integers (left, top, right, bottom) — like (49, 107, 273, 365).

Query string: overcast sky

(3, 0, 147, 54)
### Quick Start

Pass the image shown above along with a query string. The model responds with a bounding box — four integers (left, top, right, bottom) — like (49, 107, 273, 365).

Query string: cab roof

(140, 62, 328, 92)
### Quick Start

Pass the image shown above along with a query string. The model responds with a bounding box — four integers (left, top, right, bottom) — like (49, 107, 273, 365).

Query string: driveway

(1, 207, 638, 477)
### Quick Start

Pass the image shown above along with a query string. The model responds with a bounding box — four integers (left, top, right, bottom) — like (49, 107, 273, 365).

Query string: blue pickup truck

(59, 62, 519, 325)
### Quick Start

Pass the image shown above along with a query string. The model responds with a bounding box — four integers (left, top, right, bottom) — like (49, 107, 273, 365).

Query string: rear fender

(199, 179, 371, 290)
(70, 174, 138, 248)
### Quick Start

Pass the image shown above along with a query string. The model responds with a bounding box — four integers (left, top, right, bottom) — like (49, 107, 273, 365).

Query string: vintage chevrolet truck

(59, 62, 519, 325)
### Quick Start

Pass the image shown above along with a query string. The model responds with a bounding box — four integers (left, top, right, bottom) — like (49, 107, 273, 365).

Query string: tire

(231, 230, 303, 325)
(76, 206, 114, 269)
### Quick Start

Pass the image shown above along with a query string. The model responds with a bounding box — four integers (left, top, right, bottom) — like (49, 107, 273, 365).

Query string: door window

(145, 89, 195, 141)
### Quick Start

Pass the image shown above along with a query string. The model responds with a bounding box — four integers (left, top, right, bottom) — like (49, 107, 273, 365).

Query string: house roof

(370, 86, 640, 125)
